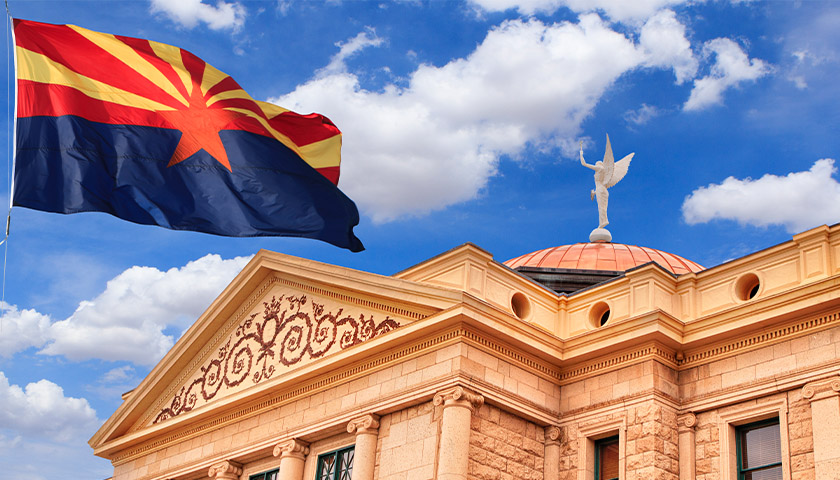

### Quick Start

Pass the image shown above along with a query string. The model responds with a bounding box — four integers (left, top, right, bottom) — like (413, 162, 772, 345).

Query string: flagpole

(1, 1, 13, 324)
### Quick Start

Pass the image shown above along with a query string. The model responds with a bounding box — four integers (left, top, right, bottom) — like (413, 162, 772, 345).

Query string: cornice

(679, 309, 840, 368)
(557, 341, 678, 385)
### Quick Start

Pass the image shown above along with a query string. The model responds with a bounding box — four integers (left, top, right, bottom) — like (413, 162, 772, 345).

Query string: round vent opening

(511, 292, 531, 320)
(589, 301, 611, 328)
(735, 273, 761, 301)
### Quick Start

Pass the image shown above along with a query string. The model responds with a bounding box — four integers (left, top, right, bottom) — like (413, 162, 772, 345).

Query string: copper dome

(505, 243, 704, 275)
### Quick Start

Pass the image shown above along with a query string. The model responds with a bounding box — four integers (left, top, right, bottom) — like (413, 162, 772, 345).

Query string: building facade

(91, 224, 840, 480)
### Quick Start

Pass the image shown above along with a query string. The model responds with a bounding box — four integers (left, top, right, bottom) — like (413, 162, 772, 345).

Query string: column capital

(348, 413, 380, 435)
(273, 438, 310, 459)
(677, 412, 697, 432)
(208, 460, 243, 479)
(545, 425, 562, 446)
(802, 376, 840, 403)
(433, 385, 484, 412)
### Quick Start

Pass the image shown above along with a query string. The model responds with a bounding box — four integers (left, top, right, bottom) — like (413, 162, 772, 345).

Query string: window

(249, 469, 278, 480)
(578, 418, 625, 480)
(737, 419, 782, 480)
(595, 436, 619, 480)
(718, 398, 790, 480)
(316, 446, 354, 480)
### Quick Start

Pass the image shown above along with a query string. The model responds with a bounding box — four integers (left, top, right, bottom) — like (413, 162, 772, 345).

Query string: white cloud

(624, 103, 661, 126)
(150, 0, 246, 31)
(322, 28, 384, 75)
(0, 372, 99, 443)
(40, 254, 252, 365)
(683, 38, 771, 111)
(101, 366, 135, 384)
(273, 14, 698, 222)
(639, 10, 697, 83)
(0, 373, 110, 479)
(682, 159, 840, 232)
(1, 254, 250, 366)
(469, 0, 690, 23)
(0, 303, 51, 357)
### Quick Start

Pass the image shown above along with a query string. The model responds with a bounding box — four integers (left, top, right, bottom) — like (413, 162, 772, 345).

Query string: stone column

(544, 426, 562, 480)
(208, 460, 243, 480)
(347, 414, 380, 480)
(802, 377, 840, 478)
(273, 438, 310, 480)
(433, 386, 484, 480)
(677, 413, 697, 480)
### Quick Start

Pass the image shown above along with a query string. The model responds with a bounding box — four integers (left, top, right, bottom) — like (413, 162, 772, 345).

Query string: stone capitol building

(90, 222, 840, 480)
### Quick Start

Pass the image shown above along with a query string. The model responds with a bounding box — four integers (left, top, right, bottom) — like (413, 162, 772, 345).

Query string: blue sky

(1, 0, 839, 478)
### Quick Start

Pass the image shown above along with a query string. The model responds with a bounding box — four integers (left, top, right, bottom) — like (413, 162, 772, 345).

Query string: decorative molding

(347, 414, 380, 435)
(135, 276, 277, 431)
(111, 327, 466, 465)
(680, 310, 840, 368)
(461, 329, 562, 381)
(273, 438, 310, 458)
(274, 276, 429, 320)
(135, 275, 431, 432)
(433, 385, 484, 412)
(802, 376, 840, 402)
(154, 294, 401, 424)
(677, 412, 697, 432)
(545, 425, 562, 445)
(208, 460, 242, 479)
(558, 343, 677, 384)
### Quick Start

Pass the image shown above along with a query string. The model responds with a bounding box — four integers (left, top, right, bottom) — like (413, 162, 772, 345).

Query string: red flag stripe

(15, 20, 186, 110)
(115, 35, 192, 103)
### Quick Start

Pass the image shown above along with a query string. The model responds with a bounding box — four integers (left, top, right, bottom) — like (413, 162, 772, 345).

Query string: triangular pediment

(90, 249, 461, 455)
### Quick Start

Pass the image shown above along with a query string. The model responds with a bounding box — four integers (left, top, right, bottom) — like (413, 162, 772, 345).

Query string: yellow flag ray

(68, 25, 188, 107)
(17, 47, 176, 112)
(148, 41, 194, 98)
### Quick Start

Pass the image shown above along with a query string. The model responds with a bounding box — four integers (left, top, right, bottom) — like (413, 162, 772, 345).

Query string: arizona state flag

(12, 19, 363, 251)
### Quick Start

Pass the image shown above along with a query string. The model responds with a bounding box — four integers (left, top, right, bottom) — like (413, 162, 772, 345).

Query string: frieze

(153, 294, 400, 424)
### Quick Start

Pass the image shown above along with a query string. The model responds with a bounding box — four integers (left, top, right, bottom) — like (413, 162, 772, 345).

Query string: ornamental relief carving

(153, 288, 401, 424)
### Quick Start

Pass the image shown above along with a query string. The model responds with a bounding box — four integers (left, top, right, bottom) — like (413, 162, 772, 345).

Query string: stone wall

(555, 400, 679, 480)
(375, 401, 440, 480)
(680, 325, 840, 403)
(560, 360, 678, 414)
(468, 403, 544, 480)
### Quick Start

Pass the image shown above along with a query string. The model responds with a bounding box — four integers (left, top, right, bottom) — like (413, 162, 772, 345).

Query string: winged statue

(580, 134, 634, 229)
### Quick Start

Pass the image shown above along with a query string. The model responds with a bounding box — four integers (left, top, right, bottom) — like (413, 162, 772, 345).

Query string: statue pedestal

(589, 228, 612, 243)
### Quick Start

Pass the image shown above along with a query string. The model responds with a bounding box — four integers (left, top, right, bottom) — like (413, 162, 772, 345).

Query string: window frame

(736, 418, 783, 480)
(718, 397, 790, 480)
(315, 445, 355, 480)
(594, 435, 620, 480)
(577, 417, 626, 480)
(248, 468, 278, 480)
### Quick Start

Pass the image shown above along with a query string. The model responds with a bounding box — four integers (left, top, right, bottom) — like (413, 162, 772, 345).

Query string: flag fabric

(12, 19, 364, 252)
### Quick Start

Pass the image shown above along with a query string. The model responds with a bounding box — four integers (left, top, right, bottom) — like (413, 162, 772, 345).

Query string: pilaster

(347, 414, 380, 480)
(677, 413, 696, 480)
(544, 426, 562, 480)
(273, 438, 310, 480)
(208, 460, 243, 480)
(802, 376, 840, 479)
(433, 386, 484, 480)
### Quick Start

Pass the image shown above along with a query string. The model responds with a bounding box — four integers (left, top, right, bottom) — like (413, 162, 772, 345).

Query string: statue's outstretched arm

(579, 141, 596, 171)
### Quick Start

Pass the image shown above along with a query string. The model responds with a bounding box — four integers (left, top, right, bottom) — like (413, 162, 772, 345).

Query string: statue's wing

(605, 153, 633, 188)
(602, 134, 615, 183)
